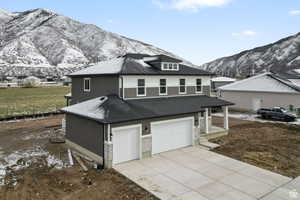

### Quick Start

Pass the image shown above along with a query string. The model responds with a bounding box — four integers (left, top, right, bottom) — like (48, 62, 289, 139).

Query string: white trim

(111, 124, 142, 164)
(83, 78, 91, 92)
(124, 93, 205, 100)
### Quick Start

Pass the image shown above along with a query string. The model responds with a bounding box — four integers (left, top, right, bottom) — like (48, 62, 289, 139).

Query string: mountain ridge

(201, 32, 300, 78)
(0, 8, 189, 78)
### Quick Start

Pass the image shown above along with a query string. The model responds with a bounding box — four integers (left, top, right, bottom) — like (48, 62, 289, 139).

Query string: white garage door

(152, 118, 193, 154)
(112, 125, 141, 164)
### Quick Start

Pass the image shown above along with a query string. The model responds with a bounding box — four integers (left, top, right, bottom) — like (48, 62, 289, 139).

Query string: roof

(275, 72, 300, 80)
(219, 72, 300, 93)
(61, 95, 233, 124)
(211, 77, 236, 82)
(69, 54, 213, 77)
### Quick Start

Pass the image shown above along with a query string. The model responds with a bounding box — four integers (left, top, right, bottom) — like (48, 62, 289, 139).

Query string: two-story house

(61, 54, 233, 168)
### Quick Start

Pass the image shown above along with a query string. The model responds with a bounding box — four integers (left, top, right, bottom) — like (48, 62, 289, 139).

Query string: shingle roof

(69, 54, 213, 77)
(219, 72, 300, 93)
(61, 95, 233, 124)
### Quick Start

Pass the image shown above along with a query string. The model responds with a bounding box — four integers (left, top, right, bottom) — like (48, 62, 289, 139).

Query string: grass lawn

(0, 86, 70, 118)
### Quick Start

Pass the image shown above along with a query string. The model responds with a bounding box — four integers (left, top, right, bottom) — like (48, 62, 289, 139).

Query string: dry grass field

(0, 87, 70, 119)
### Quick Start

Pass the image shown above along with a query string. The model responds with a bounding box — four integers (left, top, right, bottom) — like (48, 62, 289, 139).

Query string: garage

(112, 125, 141, 164)
(151, 117, 194, 154)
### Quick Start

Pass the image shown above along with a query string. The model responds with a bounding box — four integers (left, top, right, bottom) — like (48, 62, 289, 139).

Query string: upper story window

(196, 78, 202, 93)
(179, 79, 186, 94)
(137, 79, 146, 96)
(159, 79, 167, 95)
(83, 78, 91, 92)
(161, 62, 179, 71)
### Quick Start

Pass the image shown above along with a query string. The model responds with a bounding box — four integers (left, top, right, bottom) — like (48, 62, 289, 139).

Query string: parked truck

(257, 107, 297, 122)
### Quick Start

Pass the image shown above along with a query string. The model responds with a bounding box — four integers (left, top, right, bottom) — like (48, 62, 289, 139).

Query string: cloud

(152, 0, 232, 12)
(107, 19, 120, 24)
(289, 10, 300, 15)
(232, 30, 257, 37)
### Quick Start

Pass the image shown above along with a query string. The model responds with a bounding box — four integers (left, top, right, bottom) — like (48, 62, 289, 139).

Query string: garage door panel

(152, 118, 193, 154)
(113, 126, 140, 164)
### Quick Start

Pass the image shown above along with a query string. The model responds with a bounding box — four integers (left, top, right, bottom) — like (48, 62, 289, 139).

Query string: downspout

(102, 123, 105, 169)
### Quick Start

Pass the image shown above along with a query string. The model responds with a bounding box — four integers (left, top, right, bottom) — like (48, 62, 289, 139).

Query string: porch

(199, 106, 229, 141)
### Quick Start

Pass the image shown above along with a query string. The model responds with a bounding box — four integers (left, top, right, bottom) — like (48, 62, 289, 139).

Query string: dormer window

(161, 62, 179, 71)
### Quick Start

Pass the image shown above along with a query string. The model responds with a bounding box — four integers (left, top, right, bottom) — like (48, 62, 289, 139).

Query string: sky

(1, 0, 300, 65)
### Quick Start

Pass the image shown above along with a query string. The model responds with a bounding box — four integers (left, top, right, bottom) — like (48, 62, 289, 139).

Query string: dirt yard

(0, 115, 158, 200)
(211, 116, 300, 178)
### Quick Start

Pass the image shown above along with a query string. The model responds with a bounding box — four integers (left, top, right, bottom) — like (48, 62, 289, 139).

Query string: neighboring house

(61, 54, 233, 168)
(218, 72, 300, 112)
(211, 77, 236, 92)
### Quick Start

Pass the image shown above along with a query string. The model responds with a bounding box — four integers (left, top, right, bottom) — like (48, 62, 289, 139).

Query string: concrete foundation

(66, 139, 103, 165)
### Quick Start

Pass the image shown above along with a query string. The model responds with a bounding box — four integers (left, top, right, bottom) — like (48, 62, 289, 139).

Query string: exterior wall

(122, 75, 211, 99)
(71, 75, 119, 104)
(220, 90, 300, 111)
(65, 114, 104, 158)
(109, 112, 209, 163)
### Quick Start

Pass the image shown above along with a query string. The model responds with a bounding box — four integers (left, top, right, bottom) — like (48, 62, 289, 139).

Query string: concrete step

(199, 140, 220, 150)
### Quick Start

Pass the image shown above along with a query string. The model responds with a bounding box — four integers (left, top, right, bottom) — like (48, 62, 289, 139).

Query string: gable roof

(219, 72, 300, 93)
(61, 95, 233, 124)
(69, 54, 213, 77)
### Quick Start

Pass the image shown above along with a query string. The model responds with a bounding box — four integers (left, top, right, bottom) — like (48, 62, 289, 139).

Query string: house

(61, 54, 233, 168)
(218, 72, 300, 112)
(211, 77, 236, 92)
(275, 71, 300, 86)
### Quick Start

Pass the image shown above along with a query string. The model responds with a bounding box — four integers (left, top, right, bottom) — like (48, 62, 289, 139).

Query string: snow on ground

(213, 113, 300, 125)
(0, 146, 68, 186)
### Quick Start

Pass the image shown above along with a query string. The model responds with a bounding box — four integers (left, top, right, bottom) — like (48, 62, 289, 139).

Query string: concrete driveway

(114, 146, 295, 200)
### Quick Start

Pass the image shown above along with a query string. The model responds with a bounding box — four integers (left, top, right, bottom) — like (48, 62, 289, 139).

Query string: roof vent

(99, 96, 108, 103)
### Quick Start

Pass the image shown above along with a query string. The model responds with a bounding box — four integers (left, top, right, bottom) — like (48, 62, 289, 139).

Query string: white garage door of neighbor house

(152, 118, 193, 154)
(112, 125, 141, 164)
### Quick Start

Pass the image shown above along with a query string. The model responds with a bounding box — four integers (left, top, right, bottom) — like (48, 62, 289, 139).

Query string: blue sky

(2, 0, 300, 65)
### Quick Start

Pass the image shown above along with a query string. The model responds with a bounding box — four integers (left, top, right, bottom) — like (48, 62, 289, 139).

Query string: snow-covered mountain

(201, 32, 300, 78)
(0, 8, 188, 78)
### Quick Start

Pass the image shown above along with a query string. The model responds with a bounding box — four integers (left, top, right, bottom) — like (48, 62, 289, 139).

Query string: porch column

(223, 106, 229, 130)
(204, 108, 209, 134)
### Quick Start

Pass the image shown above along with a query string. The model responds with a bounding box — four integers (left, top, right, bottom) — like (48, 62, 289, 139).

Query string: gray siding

(124, 86, 206, 98)
(71, 76, 119, 104)
(203, 86, 211, 96)
(66, 114, 104, 156)
(220, 90, 300, 111)
(111, 113, 201, 134)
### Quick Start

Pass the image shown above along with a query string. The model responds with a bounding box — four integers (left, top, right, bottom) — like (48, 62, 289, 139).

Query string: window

(159, 79, 167, 95)
(173, 64, 179, 70)
(179, 79, 186, 94)
(163, 63, 168, 70)
(137, 79, 146, 96)
(196, 78, 202, 93)
(161, 62, 179, 71)
(84, 78, 91, 92)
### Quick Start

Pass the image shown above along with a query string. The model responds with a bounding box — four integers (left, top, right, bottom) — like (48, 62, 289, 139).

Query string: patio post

(204, 108, 209, 134)
(223, 106, 229, 130)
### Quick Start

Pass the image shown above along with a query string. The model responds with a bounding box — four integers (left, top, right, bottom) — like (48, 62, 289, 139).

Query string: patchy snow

(213, 113, 300, 125)
(212, 77, 236, 82)
(0, 146, 68, 186)
(70, 58, 124, 75)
